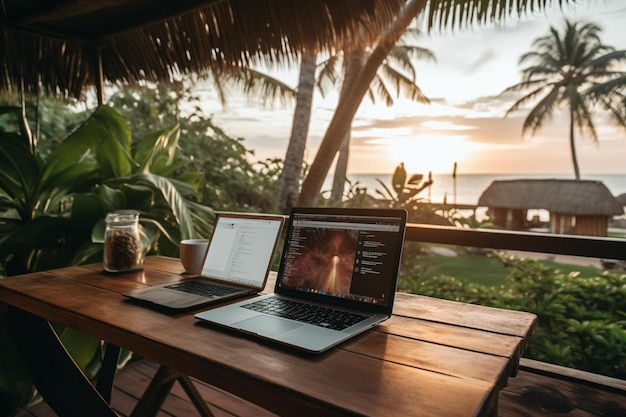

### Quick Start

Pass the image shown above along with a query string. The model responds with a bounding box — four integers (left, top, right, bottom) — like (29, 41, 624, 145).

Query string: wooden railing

(405, 223, 626, 261)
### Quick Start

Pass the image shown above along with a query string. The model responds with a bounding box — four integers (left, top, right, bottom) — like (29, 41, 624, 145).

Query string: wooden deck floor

(15, 358, 626, 417)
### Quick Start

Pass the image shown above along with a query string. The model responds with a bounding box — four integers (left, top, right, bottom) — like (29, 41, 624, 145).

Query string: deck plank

(16, 358, 625, 417)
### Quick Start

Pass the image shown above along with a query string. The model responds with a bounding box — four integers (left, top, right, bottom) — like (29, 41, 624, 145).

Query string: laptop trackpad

(234, 315, 302, 336)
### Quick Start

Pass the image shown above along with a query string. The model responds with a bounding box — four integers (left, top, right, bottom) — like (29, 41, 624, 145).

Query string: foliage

(180, 119, 281, 213)
(0, 104, 212, 275)
(375, 162, 432, 205)
(108, 81, 184, 141)
(0, 96, 88, 157)
(109, 83, 283, 213)
(0, 102, 212, 413)
(374, 163, 451, 225)
(451, 212, 494, 229)
(399, 252, 626, 379)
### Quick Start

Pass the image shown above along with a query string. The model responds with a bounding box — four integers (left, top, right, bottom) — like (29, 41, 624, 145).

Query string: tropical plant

(375, 162, 433, 207)
(296, 0, 584, 206)
(0, 103, 212, 412)
(375, 162, 450, 225)
(0, 104, 212, 275)
(502, 19, 626, 180)
(109, 82, 288, 214)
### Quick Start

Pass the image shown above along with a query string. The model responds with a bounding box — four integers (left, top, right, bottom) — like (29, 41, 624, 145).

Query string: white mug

(179, 239, 209, 274)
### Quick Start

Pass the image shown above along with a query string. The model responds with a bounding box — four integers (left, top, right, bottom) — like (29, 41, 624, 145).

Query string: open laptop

(195, 207, 407, 353)
(123, 212, 285, 311)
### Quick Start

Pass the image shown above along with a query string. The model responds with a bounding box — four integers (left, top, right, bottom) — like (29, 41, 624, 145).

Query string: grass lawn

(412, 250, 604, 287)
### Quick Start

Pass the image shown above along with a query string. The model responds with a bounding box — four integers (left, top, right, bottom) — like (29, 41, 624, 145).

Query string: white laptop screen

(201, 215, 283, 287)
(277, 210, 406, 308)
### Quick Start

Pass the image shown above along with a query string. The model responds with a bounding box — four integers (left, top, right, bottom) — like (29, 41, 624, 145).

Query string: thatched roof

(478, 179, 624, 216)
(1, 0, 404, 99)
(617, 193, 626, 206)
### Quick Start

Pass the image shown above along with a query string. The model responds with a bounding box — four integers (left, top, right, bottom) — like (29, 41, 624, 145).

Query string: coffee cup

(179, 239, 209, 274)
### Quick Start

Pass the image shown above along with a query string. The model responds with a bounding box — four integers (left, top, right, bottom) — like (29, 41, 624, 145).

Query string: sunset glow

(368, 135, 481, 174)
(201, 1, 626, 177)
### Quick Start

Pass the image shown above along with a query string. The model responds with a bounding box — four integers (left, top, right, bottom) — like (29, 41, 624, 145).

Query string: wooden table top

(0, 256, 537, 417)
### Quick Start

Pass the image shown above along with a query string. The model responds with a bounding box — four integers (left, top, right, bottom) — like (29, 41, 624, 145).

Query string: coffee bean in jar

(104, 211, 144, 272)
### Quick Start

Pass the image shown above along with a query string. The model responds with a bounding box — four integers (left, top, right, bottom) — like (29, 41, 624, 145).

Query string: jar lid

(105, 210, 140, 224)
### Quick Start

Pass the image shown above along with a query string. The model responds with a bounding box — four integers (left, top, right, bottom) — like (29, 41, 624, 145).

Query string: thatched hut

(478, 179, 624, 237)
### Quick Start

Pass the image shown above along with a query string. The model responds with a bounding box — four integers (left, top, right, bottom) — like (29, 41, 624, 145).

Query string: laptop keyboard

(166, 280, 240, 297)
(242, 297, 368, 331)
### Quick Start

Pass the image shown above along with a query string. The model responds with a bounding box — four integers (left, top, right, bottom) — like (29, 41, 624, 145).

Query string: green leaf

(134, 124, 181, 173)
(71, 194, 105, 225)
(57, 327, 102, 373)
(41, 106, 134, 189)
(96, 184, 127, 211)
(124, 173, 195, 239)
(0, 132, 40, 203)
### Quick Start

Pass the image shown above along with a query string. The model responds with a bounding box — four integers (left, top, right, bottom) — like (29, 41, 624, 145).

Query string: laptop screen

(200, 214, 284, 288)
(276, 208, 407, 310)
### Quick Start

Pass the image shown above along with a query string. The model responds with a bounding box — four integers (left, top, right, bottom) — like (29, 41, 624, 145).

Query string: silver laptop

(195, 207, 407, 353)
(123, 212, 285, 311)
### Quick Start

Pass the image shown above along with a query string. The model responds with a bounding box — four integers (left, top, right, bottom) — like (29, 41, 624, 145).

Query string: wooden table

(0, 256, 537, 417)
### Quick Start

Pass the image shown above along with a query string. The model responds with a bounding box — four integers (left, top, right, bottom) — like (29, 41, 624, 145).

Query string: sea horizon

(323, 172, 626, 207)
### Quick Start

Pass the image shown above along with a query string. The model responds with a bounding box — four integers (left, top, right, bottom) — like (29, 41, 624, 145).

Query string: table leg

(178, 373, 215, 417)
(7, 307, 118, 417)
(131, 365, 214, 417)
(96, 343, 121, 402)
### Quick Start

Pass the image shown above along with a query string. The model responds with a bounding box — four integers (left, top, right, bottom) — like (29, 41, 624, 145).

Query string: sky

(194, 0, 626, 177)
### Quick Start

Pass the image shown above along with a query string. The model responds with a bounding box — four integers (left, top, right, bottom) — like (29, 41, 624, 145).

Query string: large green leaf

(40, 106, 134, 190)
(96, 184, 127, 213)
(107, 173, 195, 239)
(57, 327, 102, 374)
(0, 132, 40, 206)
(138, 173, 195, 239)
(134, 124, 181, 173)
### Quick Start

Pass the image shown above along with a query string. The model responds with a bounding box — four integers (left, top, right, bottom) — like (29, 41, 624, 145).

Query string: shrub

(399, 253, 626, 379)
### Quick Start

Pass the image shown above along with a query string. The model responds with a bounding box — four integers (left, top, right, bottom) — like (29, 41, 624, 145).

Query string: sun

(372, 135, 478, 175)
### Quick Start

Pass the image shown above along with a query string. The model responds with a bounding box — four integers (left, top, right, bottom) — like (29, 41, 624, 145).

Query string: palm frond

(521, 88, 561, 135)
(426, 0, 575, 32)
(380, 65, 430, 104)
(316, 54, 343, 98)
(369, 76, 394, 107)
(225, 67, 297, 108)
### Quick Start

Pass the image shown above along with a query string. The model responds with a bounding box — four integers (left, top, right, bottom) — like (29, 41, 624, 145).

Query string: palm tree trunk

(297, 0, 427, 206)
(329, 48, 365, 203)
(330, 133, 350, 202)
(277, 50, 317, 212)
(569, 107, 581, 180)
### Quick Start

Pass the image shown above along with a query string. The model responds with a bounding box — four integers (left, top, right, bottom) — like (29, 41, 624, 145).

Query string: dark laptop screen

(276, 208, 407, 309)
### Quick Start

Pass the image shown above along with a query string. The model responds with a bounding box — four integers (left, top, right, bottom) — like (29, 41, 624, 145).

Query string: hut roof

(0, 0, 404, 99)
(478, 179, 624, 216)
(617, 193, 626, 206)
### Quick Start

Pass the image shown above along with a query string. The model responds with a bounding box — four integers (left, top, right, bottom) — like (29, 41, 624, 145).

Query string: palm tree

(277, 51, 317, 212)
(296, 0, 584, 207)
(328, 29, 434, 203)
(276, 37, 433, 211)
(503, 19, 626, 180)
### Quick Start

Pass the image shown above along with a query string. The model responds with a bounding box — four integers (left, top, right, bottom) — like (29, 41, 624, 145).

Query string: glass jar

(104, 211, 144, 273)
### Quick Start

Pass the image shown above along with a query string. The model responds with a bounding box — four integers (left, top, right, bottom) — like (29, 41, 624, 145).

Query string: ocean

(323, 173, 626, 221)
